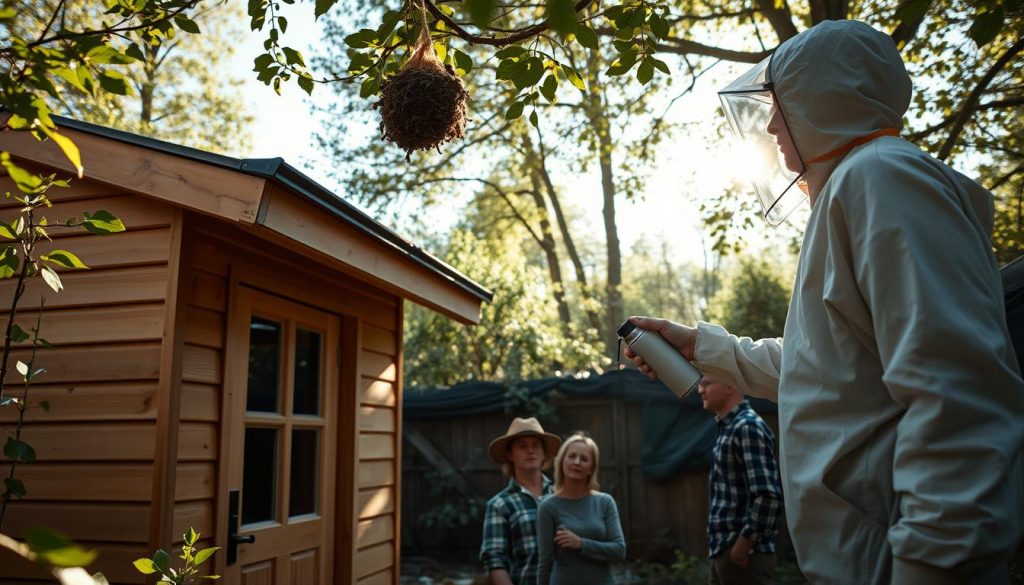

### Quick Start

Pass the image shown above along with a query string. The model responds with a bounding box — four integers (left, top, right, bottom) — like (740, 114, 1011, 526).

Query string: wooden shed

(0, 117, 491, 585)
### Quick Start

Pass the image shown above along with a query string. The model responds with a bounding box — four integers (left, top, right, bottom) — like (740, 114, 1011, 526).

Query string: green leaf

(465, 0, 496, 28)
(298, 75, 315, 95)
(895, 0, 930, 23)
(637, 58, 654, 84)
(540, 73, 558, 103)
(153, 549, 171, 572)
(0, 246, 19, 278)
(16, 361, 27, 376)
(10, 324, 29, 343)
(545, 0, 577, 36)
(98, 70, 132, 96)
(193, 547, 219, 566)
(575, 25, 599, 50)
(606, 51, 638, 76)
(968, 8, 1004, 47)
(563, 66, 586, 91)
(452, 49, 473, 75)
(282, 47, 305, 67)
(529, 110, 539, 127)
(344, 29, 377, 49)
(505, 101, 525, 120)
(42, 249, 89, 269)
(85, 45, 135, 65)
(277, 16, 288, 34)
(376, 10, 402, 39)
(2, 156, 45, 194)
(3, 477, 26, 497)
(38, 400, 50, 412)
(512, 57, 545, 90)
(41, 265, 63, 292)
(185, 527, 198, 546)
(4, 437, 36, 462)
(651, 58, 670, 74)
(0, 7, 16, 18)
(495, 46, 528, 60)
(37, 126, 84, 178)
(26, 529, 98, 567)
(359, 75, 380, 98)
(314, 0, 338, 18)
(174, 15, 201, 34)
(650, 13, 670, 39)
(82, 210, 126, 234)
(133, 558, 158, 575)
(0, 222, 16, 240)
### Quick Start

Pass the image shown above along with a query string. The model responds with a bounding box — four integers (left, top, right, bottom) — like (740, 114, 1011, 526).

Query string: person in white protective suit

(625, 19, 1024, 585)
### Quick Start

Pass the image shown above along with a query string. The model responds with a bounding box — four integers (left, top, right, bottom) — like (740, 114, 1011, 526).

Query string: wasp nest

(375, 38, 469, 160)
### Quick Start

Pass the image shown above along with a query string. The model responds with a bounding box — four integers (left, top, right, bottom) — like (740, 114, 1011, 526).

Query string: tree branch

(909, 96, 1024, 141)
(423, 0, 597, 47)
(938, 36, 1024, 160)
(755, 0, 799, 42)
(989, 162, 1024, 191)
(651, 38, 770, 63)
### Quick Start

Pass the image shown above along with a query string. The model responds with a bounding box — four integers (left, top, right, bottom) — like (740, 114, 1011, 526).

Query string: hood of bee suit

(767, 20, 913, 183)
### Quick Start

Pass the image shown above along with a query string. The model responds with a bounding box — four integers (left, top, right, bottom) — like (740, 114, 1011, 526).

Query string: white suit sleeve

(833, 151, 1024, 578)
(693, 321, 782, 401)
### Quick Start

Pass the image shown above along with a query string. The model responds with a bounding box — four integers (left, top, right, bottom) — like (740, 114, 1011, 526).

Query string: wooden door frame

(215, 266, 359, 582)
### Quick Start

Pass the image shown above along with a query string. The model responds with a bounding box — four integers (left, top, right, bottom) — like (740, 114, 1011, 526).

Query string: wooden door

(225, 287, 339, 584)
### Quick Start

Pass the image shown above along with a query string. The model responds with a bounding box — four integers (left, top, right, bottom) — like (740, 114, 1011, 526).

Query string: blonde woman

(536, 432, 625, 585)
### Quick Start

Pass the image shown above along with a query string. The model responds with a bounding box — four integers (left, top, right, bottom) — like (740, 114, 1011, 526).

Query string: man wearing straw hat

(480, 417, 562, 585)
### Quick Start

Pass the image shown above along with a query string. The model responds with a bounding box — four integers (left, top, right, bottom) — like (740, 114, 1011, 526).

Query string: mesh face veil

(719, 56, 806, 225)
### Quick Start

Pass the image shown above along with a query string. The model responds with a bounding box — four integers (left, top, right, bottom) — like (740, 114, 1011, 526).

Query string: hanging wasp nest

(374, 12, 469, 161)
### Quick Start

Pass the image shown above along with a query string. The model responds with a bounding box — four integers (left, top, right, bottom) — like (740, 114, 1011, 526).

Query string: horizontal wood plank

(356, 514, 394, 549)
(0, 265, 168, 312)
(189, 270, 227, 312)
(354, 542, 393, 579)
(357, 487, 394, 519)
(183, 306, 225, 348)
(0, 172, 125, 204)
(182, 344, 221, 384)
(15, 463, 154, 501)
(357, 569, 392, 585)
(358, 407, 394, 433)
(176, 462, 216, 501)
(180, 383, 219, 422)
(3, 501, 150, 542)
(359, 378, 395, 407)
(359, 351, 396, 382)
(0, 422, 157, 461)
(173, 499, 215, 537)
(4, 343, 162, 385)
(0, 195, 174, 236)
(358, 460, 394, 489)
(178, 423, 217, 461)
(359, 433, 394, 460)
(11, 304, 164, 347)
(0, 383, 159, 423)
(34, 228, 172, 271)
(361, 325, 395, 355)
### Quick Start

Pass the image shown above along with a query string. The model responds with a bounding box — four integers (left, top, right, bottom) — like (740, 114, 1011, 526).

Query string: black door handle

(227, 490, 255, 565)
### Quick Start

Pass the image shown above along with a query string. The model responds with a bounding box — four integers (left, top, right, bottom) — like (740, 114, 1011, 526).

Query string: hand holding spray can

(617, 319, 702, 398)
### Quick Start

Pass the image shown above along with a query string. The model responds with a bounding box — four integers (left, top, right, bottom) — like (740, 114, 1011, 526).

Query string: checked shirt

(708, 400, 783, 558)
(480, 476, 553, 585)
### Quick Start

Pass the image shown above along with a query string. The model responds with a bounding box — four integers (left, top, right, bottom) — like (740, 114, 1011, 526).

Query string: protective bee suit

(697, 20, 1024, 584)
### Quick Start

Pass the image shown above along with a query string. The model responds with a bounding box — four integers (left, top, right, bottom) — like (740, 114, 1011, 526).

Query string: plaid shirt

(480, 476, 553, 584)
(708, 400, 783, 558)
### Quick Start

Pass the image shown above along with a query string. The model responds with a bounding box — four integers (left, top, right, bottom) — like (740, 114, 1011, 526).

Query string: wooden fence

(400, 393, 791, 564)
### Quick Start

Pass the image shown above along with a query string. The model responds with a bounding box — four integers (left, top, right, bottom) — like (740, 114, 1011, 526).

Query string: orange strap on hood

(805, 128, 900, 164)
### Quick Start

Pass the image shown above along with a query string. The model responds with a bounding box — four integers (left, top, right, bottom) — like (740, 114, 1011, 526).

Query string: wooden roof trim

(258, 186, 483, 324)
(0, 121, 265, 225)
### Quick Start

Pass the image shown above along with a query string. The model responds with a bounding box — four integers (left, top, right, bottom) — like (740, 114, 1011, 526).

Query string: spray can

(617, 320, 702, 398)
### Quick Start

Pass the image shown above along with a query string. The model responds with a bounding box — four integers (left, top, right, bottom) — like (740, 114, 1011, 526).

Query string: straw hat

(488, 417, 562, 465)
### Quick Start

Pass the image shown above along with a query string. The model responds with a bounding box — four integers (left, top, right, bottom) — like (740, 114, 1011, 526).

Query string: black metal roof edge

(48, 115, 493, 303)
(267, 161, 493, 302)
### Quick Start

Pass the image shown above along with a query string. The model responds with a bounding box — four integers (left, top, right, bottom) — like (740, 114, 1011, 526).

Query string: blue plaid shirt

(708, 400, 783, 558)
(480, 476, 553, 585)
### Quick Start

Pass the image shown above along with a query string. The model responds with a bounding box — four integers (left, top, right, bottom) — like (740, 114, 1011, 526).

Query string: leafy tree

(9, 0, 252, 153)
(706, 256, 791, 340)
(403, 225, 605, 387)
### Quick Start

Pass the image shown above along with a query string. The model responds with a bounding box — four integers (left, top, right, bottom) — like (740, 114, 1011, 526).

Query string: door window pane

(289, 428, 319, 517)
(247, 317, 282, 413)
(293, 329, 322, 415)
(243, 427, 279, 524)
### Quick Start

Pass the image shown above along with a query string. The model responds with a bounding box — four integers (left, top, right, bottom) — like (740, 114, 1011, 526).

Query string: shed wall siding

(0, 172, 176, 584)
(183, 217, 402, 585)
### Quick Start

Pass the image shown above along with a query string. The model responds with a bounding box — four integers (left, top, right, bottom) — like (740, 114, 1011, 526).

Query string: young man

(626, 19, 1024, 585)
(479, 417, 562, 585)
(700, 375, 782, 585)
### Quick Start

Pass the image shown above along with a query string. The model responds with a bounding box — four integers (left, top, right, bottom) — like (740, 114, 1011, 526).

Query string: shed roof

(0, 116, 492, 323)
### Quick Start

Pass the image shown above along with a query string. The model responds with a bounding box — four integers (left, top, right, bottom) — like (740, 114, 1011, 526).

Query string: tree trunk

(139, 43, 159, 125)
(526, 170, 574, 337)
(530, 131, 604, 335)
(584, 50, 624, 357)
